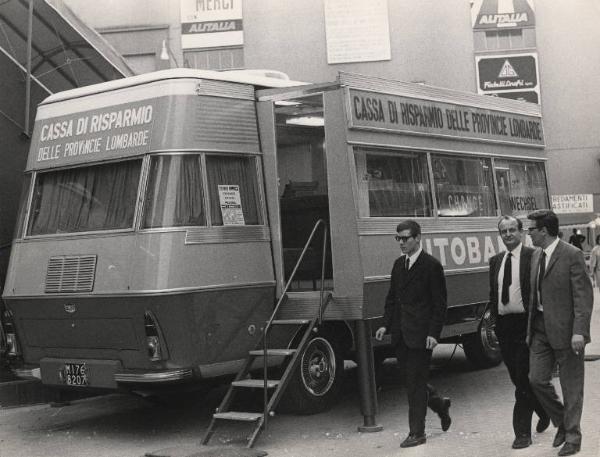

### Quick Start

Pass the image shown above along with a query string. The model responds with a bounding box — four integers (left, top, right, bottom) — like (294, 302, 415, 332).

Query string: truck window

(494, 159, 548, 216)
(28, 160, 141, 236)
(142, 154, 206, 228)
(206, 155, 261, 225)
(432, 154, 495, 217)
(354, 148, 432, 217)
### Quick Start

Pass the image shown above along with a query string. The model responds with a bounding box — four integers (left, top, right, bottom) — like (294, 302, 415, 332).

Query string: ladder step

(249, 349, 296, 356)
(272, 319, 310, 325)
(232, 379, 280, 389)
(214, 411, 263, 421)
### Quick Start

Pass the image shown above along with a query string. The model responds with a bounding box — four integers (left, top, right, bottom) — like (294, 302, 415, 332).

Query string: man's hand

(425, 336, 438, 350)
(571, 334, 585, 355)
(375, 327, 387, 341)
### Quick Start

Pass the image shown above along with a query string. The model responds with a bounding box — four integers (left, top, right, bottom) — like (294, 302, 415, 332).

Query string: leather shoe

(536, 414, 550, 433)
(400, 434, 426, 448)
(439, 397, 451, 432)
(512, 436, 532, 449)
(553, 428, 566, 448)
(558, 442, 581, 456)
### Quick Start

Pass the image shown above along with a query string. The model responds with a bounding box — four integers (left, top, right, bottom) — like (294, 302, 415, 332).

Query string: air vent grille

(45, 255, 97, 293)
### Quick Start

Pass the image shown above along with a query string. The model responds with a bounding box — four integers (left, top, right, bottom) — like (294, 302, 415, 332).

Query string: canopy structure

(0, 0, 133, 95)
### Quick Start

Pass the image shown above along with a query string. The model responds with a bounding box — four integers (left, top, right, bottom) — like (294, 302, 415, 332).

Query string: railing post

(355, 319, 383, 432)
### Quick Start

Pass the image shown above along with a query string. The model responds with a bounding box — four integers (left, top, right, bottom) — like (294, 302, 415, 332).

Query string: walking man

(375, 220, 451, 448)
(489, 216, 549, 449)
(526, 210, 593, 456)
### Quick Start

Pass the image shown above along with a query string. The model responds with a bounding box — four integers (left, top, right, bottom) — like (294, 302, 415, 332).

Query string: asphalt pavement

(1, 288, 599, 457)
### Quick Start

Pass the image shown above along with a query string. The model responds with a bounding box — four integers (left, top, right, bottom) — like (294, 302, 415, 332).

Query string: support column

(355, 319, 383, 432)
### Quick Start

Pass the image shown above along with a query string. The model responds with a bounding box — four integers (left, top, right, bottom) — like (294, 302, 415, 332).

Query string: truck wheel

(279, 334, 343, 414)
(463, 308, 502, 368)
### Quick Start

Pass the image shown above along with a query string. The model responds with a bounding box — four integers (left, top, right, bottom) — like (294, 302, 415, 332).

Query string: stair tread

(232, 379, 280, 388)
(249, 349, 296, 356)
(214, 411, 263, 421)
(272, 319, 311, 325)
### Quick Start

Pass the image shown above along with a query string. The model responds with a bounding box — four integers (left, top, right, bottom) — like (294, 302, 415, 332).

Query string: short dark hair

(497, 215, 522, 231)
(396, 220, 421, 237)
(527, 209, 559, 237)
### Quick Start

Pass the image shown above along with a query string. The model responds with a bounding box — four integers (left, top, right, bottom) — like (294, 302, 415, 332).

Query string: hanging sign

(180, 0, 243, 49)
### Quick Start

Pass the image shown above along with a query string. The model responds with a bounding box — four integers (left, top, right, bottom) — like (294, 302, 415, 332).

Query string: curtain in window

(206, 155, 260, 225)
(143, 155, 205, 228)
(29, 160, 141, 235)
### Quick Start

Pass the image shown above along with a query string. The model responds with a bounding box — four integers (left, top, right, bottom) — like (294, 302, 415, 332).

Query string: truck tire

(279, 334, 343, 414)
(463, 308, 502, 368)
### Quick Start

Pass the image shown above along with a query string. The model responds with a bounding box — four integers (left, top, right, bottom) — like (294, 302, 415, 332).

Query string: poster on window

(180, 0, 243, 49)
(324, 0, 391, 64)
(218, 185, 245, 225)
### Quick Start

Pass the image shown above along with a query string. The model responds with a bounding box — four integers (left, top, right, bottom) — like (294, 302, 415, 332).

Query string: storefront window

(354, 148, 432, 217)
(495, 159, 548, 217)
(143, 155, 206, 228)
(432, 155, 495, 217)
(206, 155, 261, 225)
(29, 160, 141, 235)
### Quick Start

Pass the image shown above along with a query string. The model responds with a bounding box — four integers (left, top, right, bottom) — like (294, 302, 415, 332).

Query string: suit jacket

(488, 245, 533, 318)
(383, 251, 447, 349)
(527, 240, 594, 348)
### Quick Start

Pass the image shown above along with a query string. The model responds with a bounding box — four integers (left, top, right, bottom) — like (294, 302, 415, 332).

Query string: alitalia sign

(478, 12, 529, 26)
(471, 0, 536, 30)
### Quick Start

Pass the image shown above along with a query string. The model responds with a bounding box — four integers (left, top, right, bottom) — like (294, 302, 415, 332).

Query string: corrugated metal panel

(185, 226, 270, 244)
(45, 255, 97, 293)
(195, 79, 255, 100)
(277, 294, 363, 320)
(194, 96, 260, 146)
(338, 72, 541, 117)
(357, 218, 499, 235)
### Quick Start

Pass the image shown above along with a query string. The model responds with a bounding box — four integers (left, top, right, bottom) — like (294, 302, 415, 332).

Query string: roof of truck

(41, 68, 309, 105)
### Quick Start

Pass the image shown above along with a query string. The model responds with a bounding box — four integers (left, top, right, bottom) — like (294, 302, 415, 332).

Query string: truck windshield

(28, 159, 141, 236)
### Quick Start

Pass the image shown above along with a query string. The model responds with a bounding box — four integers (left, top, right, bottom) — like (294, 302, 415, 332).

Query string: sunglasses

(527, 226, 540, 232)
(395, 235, 415, 243)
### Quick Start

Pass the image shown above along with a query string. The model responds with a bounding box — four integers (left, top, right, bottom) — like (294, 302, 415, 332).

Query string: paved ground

(1, 288, 599, 457)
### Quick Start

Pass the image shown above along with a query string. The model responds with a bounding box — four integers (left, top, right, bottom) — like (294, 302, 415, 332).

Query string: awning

(0, 0, 134, 94)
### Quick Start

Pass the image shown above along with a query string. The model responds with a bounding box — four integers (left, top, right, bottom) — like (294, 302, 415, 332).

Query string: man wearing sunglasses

(489, 216, 550, 450)
(375, 220, 450, 448)
(526, 209, 593, 456)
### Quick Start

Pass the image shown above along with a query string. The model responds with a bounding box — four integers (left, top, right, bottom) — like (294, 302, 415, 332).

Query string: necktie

(501, 253, 512, 305)
(538, 251, 546, 306)
(405, 256, 410, 270)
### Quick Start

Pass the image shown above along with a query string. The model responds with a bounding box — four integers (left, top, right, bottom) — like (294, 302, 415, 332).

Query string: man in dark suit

(489, 216, 549, 449)
(526, 210, 594, 456)
(375, 220, 450, 448)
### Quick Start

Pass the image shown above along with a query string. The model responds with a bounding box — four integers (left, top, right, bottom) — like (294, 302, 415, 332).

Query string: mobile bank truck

(2, 69, 547, 447)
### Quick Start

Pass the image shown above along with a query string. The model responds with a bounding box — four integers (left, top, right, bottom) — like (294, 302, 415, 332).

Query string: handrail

(262, 218, 329, 427)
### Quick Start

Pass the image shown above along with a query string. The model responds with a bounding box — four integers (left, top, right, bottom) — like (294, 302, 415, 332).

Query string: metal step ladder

(202, 220, 331, 448)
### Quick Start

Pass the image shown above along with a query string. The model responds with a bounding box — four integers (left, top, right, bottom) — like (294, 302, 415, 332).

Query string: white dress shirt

(497, 243, 525, 315)
(537, 237, 560, 311)
(406, 247, 423, 270)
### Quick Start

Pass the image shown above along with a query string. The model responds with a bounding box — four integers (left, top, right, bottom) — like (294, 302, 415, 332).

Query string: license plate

(62, 363, 88, 386)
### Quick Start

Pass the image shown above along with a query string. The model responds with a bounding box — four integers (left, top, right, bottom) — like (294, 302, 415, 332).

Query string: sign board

(551, 194, 594, 214)
(471, 0, 536, 30)
(324, 0, 391, 64)
(29, 100, 155, 170)
(347, 88, 544, 147)
(491, 91, 539, 104)
(180, 0, 243, 49)
(476, 54, 538, 93)
(218, 185, 245, 225)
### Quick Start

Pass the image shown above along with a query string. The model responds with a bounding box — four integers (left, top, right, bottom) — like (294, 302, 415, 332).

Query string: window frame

(24, 158, 144, 239)
(139, 151, 267, 232)
(352, 145, 549, 221)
